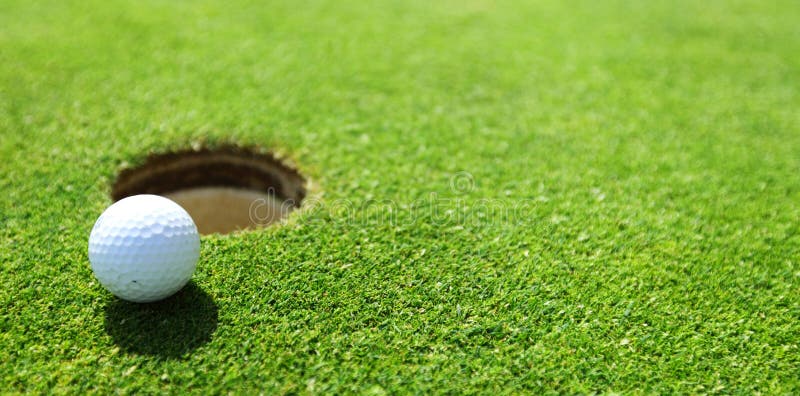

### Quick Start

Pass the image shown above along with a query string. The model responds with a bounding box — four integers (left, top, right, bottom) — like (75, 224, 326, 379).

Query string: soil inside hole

(111, 146, 306, 235)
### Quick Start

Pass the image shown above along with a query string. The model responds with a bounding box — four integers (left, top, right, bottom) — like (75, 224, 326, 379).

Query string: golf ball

(88, 194, 200, 303)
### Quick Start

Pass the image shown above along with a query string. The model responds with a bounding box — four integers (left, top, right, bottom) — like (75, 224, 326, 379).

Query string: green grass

(2, 0, 800, 393)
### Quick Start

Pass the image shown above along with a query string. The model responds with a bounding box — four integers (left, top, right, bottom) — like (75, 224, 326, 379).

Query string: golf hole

(111, 146, 307, 235)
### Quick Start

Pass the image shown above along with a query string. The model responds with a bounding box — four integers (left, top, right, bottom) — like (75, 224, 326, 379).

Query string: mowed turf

(1, 0, 799, 393)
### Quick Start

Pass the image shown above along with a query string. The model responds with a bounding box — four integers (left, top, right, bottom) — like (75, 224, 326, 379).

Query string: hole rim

(110, 144, 309, 234)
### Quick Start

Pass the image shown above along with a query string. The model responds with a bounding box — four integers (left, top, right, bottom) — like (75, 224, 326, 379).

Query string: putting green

(2, 0, 799, 393)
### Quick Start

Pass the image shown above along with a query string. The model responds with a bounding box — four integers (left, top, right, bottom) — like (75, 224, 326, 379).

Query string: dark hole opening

(112, 146, 307, 234)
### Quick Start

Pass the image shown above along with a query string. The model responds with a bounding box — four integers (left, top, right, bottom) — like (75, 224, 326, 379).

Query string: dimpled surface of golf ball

(88, 194, 200, 303)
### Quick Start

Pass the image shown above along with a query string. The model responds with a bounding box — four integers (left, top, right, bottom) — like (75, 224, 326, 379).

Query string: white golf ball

(88, 194, 200, 303)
